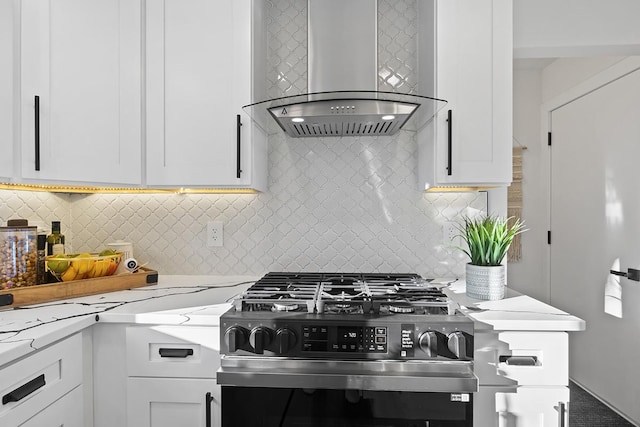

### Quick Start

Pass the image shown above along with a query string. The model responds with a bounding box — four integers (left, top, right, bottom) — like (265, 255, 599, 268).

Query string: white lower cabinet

(125, 325, 221, 427)
(495, 387, 569, 427)
(20, 385, 84, 427)
(474, 331, 570, 426)
(128, 378, 219, 427)
(0, 332, 85, 427)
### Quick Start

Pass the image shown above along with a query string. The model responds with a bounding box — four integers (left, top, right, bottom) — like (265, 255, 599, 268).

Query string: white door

(550, 67, 640, 424)
(20, 0, 142, 185)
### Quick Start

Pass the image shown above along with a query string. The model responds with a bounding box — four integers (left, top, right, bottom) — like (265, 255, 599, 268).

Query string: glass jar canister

(0, 220, 38, 289)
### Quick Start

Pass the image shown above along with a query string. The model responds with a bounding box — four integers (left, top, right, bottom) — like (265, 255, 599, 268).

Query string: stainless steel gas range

(217, 272, 477, 426)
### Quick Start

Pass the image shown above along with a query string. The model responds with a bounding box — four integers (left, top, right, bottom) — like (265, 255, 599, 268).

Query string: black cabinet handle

(236, 114, 242, 179)
(205, 391, 213, 427)
(2, 374, 46, 405)
(34, 95, 40, 171)
(558, 402, 567, 427)
(158, 348, 194, 358)
(446, 109, 452, 176)
(499, 355, 538, 366)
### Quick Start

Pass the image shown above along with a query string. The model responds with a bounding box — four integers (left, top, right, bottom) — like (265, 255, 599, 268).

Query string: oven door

(218, 357, 477, 427)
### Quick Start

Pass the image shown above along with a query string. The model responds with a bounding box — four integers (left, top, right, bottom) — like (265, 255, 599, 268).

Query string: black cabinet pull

(446, 109, 452, 176)
(3, 374, 46, 405)
(499, 355, 538, 366)
(158, 348, 194, 358)
(236, 114, 242, 178)
(205, 391, 213, 427)
(558, 402, 567, 427)
(34, 95, 40, 171)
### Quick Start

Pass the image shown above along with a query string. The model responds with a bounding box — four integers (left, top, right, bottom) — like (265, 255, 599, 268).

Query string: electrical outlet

(207, 221, 223, 247)
(443, 222, 458, 244)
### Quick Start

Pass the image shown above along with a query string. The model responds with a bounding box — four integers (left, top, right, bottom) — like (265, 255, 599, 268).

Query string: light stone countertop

(0, 275, 585, 368)
(445, 280, 586, 332)
(0, 275, 257, 367)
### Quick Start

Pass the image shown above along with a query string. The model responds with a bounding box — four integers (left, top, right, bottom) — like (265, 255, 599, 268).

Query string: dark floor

(569, 381, 635, 426)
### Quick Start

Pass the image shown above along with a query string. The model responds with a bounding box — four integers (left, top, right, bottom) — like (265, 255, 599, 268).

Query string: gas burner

(388, 302, 415, 314)
(273, 302, 299, 312)
(324, 303, 362, 315)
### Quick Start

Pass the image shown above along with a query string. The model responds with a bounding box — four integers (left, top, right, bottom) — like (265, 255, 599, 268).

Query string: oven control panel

(302, 325, 387, 353)
(220, 314, 474, 361)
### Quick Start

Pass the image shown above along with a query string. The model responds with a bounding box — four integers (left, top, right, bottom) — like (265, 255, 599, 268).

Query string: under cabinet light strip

(0, 183, 258, 194)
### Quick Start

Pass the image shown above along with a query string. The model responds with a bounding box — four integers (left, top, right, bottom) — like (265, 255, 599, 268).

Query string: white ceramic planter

(465, 263, 506, 300)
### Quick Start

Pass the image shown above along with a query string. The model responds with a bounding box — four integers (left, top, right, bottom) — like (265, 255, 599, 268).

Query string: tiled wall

(0, 0, 487, 278)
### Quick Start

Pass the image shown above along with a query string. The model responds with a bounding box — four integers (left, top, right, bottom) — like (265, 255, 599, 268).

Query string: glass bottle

(46, 221, 65, 256)
(37, 234, 47, 284)
(46, 221, 65, 282)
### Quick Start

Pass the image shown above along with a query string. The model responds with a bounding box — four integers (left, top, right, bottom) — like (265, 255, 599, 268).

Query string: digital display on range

(337, 326, 362, 352)
(302, 325, 387, 353)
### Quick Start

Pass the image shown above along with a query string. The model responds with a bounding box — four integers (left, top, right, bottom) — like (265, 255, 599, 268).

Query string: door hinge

(548, 132, 552, 146)
(547, 230, 551, 244)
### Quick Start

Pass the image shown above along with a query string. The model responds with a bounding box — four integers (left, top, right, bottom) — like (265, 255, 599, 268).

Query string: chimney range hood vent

(243, 0, 447, 138)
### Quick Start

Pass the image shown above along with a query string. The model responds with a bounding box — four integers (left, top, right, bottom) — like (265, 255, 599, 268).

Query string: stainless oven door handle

(216, 358, 478, 393)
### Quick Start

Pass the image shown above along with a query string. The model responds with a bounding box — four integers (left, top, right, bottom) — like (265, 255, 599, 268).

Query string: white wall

(507, 61, 547, 301)
(514, 0, 640, 58)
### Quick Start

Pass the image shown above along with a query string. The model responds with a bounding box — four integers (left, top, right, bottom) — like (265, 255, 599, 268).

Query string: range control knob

(224, 326, 248, 352)
(249, 326, 274, 354)
(274, 328, 297, 355)
(447, 331, 469, 360)
(418, 331, 439, 357)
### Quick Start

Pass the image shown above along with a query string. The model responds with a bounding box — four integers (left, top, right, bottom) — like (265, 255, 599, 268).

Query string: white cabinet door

(20, 386, 84, 427)
(146, 0, 267, 190)
(0, 0, 13, 180)
(20, 0, 142, 186)
(127, 378, 220, 427)
(496, 387, 569, 427)
(419, 0, 512, 189)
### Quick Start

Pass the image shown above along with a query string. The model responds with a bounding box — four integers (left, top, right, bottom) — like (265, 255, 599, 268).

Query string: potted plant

(456, 215, 527, 300)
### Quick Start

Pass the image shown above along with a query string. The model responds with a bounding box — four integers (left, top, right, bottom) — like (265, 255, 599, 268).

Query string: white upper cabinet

(145, 0, 267, 190)
(20, 0, 142, 186)
(0, 1, 13, 181)
(419, 0, 512, 189)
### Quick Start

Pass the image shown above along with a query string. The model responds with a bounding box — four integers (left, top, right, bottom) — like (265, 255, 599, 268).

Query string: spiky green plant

(457, 215, 527, 266)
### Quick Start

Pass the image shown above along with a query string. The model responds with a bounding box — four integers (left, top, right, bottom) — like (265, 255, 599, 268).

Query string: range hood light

(382, 115, 395, 121)
(291, 117, 305, 123)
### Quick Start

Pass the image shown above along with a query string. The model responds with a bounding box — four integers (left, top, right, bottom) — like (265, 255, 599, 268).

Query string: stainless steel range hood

(243, 0, 446, 138)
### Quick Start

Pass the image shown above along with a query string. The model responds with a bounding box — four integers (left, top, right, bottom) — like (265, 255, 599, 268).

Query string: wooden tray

(0, 267, 158, 309)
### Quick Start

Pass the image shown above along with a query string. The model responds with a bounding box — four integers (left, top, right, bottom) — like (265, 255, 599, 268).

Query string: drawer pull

(3, 374, 46, 405)
(499, 355, 538, 366)
(159, 348, 194, 358)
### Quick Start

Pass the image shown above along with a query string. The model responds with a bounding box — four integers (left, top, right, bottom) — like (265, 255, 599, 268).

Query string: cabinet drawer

(475, 331, 568, 386)
(0, 333, 82, 426)
(19, 385, 84, 427)
(127, 326, 219, 379)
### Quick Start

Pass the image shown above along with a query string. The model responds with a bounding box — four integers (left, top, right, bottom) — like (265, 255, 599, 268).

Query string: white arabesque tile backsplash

(1, 137, 485, 277)
(0, 0, 487, 278)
